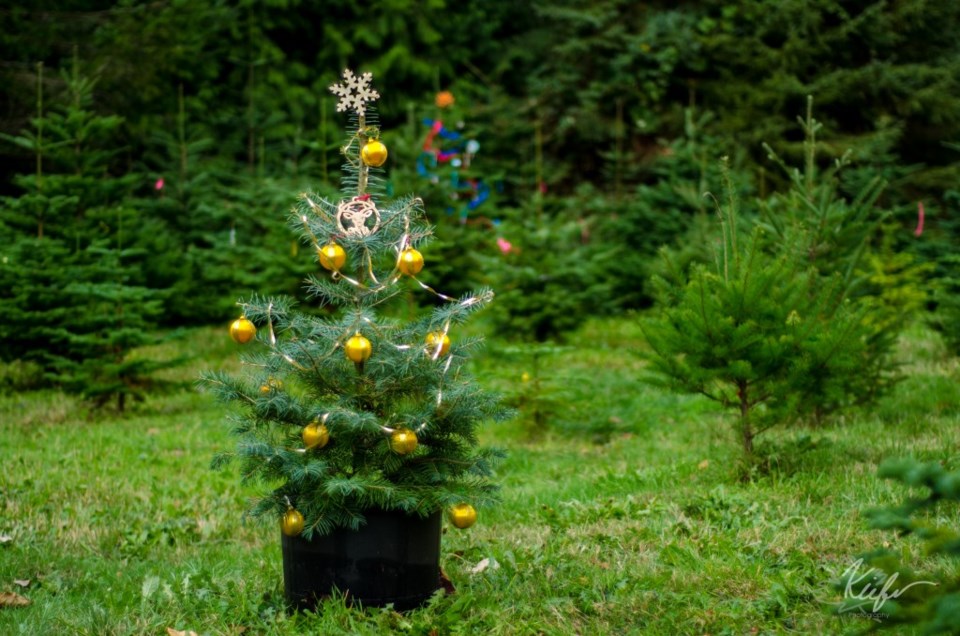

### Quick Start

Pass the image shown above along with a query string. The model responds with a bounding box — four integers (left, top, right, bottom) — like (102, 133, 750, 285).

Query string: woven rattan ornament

(336, 196, 381, 237)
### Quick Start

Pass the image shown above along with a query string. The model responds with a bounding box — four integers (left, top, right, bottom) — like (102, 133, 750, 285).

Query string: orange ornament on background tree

(435, 91, 455, 108)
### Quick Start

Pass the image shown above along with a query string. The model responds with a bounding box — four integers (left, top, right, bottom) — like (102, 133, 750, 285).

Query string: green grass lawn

(2, 318, 959, 635)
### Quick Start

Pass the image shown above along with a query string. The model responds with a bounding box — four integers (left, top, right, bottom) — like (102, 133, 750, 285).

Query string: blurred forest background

(2, 0, 960, 404)
(4, 4, 960, 632)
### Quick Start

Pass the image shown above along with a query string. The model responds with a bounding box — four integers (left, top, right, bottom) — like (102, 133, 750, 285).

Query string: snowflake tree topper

(329, 69, 380, 117)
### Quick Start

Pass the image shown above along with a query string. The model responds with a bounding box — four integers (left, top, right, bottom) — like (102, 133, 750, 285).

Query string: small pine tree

(203, 69, 506, 537)
(642, 159, 877, 457)
(0, 236, 74, 368)
(643, 100, 910, 457)
(758, 97, 921, 412)
(137, 83, 224, 324)
(0, 58, 176, 410)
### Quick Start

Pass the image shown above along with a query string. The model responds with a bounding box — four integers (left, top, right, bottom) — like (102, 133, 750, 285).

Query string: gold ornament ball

(398, 248, 424, 276)
(425, 331, 451, 357)
(260, 377, 283, 394)
(229, 317, 256, 344)
(303, 420, 330, 449)
(345, 333, 372, 363)
(282, 508, 305, 536)
(361, 139, 388, 167)
(318, 243, 346, 271)
(389, 427, 418, 455)
(449, 503, 477, 529)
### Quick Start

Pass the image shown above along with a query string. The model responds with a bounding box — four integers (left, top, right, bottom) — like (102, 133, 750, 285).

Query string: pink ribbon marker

(915, 201, 924, 237)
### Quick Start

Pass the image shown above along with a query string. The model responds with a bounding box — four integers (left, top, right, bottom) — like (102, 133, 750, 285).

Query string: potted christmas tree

(203, 69, 505, 610)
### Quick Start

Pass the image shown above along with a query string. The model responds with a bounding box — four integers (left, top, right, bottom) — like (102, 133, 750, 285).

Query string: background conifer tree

(138, 84, 325, 327)
(0, 58, 176, 409)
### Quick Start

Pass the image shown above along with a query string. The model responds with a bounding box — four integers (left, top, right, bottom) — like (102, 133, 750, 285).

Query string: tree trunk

(738, 381, 753, 455)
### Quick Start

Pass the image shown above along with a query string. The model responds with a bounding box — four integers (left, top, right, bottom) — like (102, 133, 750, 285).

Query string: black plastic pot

(281, 508, 442, 611)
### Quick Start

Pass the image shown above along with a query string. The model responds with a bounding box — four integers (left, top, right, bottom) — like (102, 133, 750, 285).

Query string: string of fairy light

(225, 69, 482, 535)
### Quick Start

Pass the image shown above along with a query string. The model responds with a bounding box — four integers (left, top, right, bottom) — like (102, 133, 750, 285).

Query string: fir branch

(210, 452, 235, 470)
(199, 371, 257, 406)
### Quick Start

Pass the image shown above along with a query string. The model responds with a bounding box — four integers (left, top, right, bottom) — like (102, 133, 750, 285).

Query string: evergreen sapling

(643, 101, 908, 457)
(642, 159, 875, 457)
